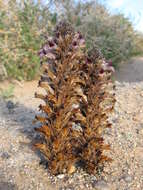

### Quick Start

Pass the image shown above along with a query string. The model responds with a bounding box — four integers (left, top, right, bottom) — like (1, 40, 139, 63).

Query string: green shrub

(52, 0, 143, 68)
(0, 84, 14, 99)
(0, 0, 53, 80)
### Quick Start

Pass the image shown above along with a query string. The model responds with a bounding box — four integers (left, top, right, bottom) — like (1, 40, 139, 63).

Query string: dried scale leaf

(34, 21, 115, 175)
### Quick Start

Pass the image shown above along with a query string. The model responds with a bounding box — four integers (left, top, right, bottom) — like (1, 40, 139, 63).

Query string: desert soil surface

(0, 58, 143, 190)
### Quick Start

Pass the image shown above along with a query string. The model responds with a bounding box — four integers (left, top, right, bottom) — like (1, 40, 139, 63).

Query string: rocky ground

(0, 58, 143, 190)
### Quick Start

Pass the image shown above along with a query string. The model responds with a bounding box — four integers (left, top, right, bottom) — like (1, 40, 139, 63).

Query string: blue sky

(104, 0, 143, 32)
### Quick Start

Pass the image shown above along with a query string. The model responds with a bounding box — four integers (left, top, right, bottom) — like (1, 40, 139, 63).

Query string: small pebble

(123, 174, 133, 183)
(0, 182, 16, 190)
(92, 180, 110, 190)
(57, 174, 65, 179)
(1, 152, 10, 159)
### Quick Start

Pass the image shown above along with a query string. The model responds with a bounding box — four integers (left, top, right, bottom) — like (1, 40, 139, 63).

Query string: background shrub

(0, 0, 143, 80)
(0, 0, 53, 80)
(52, 0, 143, 68)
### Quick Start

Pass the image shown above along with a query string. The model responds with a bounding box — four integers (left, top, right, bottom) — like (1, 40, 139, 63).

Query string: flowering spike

(34, 21, 115, 175)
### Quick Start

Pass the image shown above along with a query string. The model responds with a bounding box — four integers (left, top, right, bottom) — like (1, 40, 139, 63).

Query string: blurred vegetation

(0, 84, 15, 99)
(0, 0, 143, 80)
(0, 0, 53, 80)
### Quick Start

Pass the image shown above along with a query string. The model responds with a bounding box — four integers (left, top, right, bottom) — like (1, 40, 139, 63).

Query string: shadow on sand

(114, 57, 143, 83)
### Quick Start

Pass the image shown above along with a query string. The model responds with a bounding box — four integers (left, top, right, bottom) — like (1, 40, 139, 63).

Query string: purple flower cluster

(38, 21, 114, 76)
(39, 29, 85, 63)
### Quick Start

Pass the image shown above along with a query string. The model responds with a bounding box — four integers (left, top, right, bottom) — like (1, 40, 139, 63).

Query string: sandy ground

(0, 58, 143, 190)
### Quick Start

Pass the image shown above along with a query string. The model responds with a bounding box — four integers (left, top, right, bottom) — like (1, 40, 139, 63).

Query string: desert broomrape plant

(34, 21, 115, 175)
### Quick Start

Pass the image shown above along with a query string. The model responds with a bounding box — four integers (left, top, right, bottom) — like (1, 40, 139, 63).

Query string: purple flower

(38, 49, 45, 58)
(79, 39, 85, 46)
(106, 60, 113, 67)
(100, 69, 105, 74)
(102, 61, 115, 73)
(73, 41, 77, 46)
(48, 40, 55, 47)
(78, 33, 83, 39)
(86, 57, 92, 64)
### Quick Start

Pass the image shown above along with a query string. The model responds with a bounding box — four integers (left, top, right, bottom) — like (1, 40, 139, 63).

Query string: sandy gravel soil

(0, 58, 143, 190)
